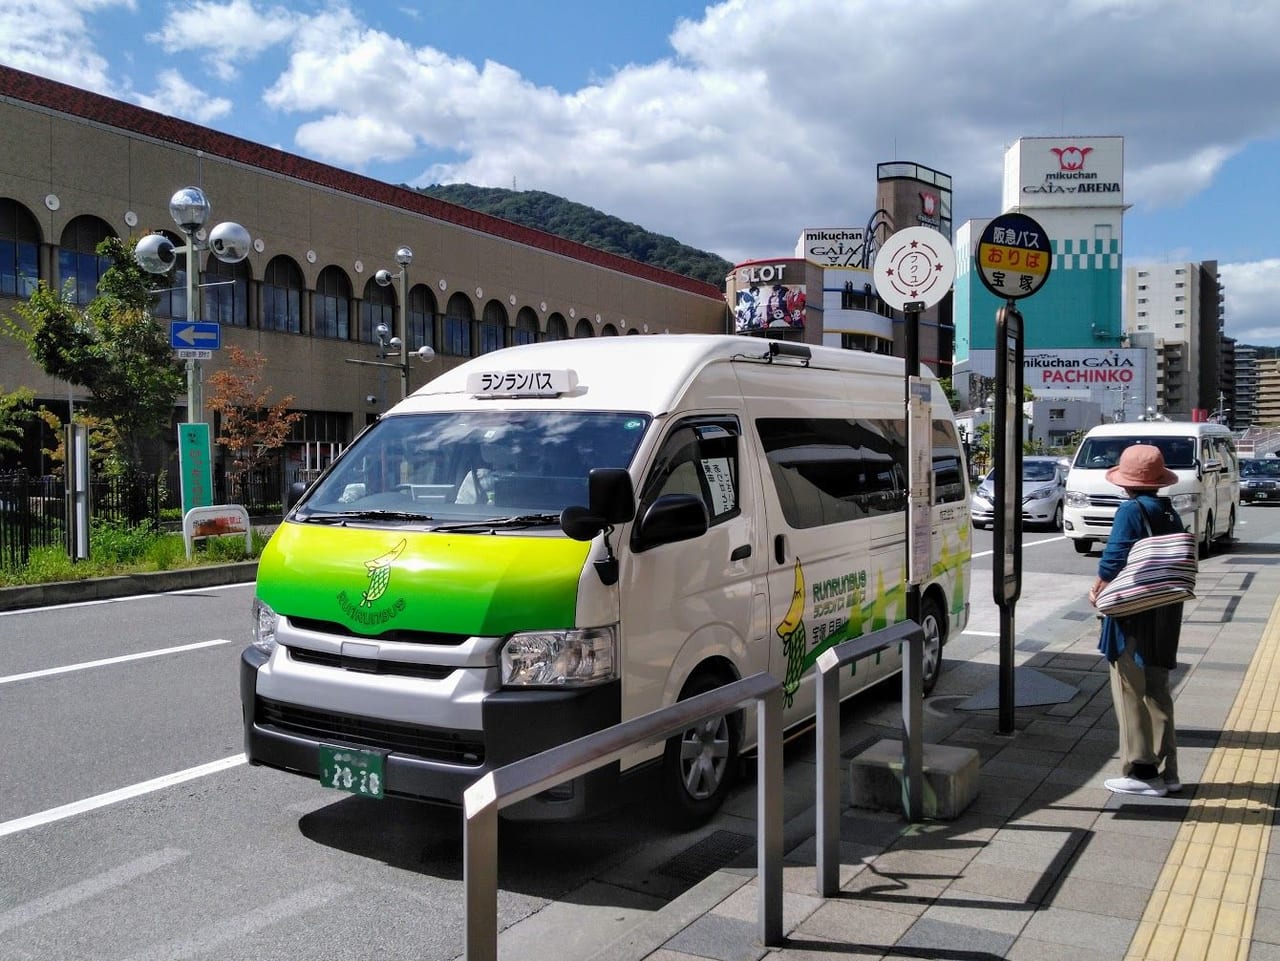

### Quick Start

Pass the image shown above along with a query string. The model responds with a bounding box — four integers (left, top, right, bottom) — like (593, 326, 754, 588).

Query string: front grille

(287, 615, 471, 646)
(256, 696, 485, 765)
(1088, 494, 1125, 508)
(287, 646, 454, 680)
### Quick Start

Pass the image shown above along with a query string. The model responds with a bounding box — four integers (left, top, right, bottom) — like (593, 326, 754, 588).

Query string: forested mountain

(415, 185, 732, 289)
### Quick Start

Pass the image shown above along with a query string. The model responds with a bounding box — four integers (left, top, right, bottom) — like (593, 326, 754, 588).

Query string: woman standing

(1088, 444, 1186, 798)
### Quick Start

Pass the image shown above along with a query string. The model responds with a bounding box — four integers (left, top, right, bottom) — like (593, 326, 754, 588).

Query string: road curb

(0, 561, 259, 612)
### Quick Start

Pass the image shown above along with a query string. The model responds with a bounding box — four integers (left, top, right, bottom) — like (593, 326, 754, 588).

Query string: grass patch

(0, 522, 267, 587)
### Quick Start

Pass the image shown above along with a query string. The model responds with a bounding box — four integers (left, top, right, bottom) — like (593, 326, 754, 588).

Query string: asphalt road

(4, 504, 1279, 961)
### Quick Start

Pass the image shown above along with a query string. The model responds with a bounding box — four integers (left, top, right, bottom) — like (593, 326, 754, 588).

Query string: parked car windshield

(980, 460, 1060, 484)
(1242, 458, 1280, 478)
(1074, 436, 1197, 470)
(295, 410, 650, 522)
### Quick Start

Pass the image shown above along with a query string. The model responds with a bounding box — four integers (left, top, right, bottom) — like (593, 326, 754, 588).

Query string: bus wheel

(662, 671, 741, 827)
(919, 596, 945, 695)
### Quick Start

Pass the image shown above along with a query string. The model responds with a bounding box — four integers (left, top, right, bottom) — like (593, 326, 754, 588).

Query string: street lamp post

(346, 246, 434, 402)
(374, 246, 413, 400)
(134, 187, 250, 423)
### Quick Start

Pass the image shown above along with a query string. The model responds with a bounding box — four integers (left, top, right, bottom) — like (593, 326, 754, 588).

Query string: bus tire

(662, 670, 741, 827)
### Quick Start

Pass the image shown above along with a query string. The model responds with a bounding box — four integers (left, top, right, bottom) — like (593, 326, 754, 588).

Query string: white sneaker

(1105, 775, 1168, 797)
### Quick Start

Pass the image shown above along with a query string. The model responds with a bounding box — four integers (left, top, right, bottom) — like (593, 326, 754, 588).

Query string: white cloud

(134, 69, 232, 124)
(146, 0, 296, 82)
(1220, 260, 1280, 347)
(0, 0, 127, 97)
(251, 0, 1280, 264)
(3, 0, 1280, 307)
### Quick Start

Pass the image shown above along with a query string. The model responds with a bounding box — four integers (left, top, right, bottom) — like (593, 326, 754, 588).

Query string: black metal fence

(214, 464, 285, 517)
(0, 471, 162, 570)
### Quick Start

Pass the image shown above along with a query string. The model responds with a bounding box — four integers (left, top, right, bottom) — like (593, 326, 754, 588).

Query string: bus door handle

(774, 534, 788, 564)
(730, 544, 751, 562)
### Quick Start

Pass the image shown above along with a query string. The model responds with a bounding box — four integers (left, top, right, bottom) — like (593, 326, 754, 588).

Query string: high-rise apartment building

(1124, 261, 1226, 422)
(1235, 345, 1259, 427)
(1257, 358, 1280, 427)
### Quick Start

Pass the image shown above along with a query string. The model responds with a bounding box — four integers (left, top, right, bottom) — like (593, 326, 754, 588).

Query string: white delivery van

(241, 335, 971, 823)
(1063, 420, 1240, 557)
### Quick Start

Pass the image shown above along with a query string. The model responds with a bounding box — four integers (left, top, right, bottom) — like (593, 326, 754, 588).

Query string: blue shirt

(1097, 493, 1181, 662)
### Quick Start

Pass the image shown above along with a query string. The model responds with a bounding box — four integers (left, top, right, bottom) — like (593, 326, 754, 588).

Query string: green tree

(206, 346, 302, 498)
(5, 236, 183, 472)
(0, 386, 35, 458)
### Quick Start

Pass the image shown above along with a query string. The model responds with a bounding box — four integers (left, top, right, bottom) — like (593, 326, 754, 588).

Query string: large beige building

(0, 65, 727, 480)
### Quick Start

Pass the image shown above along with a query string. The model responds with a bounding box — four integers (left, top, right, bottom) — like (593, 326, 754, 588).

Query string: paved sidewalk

(572, 545, 1280, 961)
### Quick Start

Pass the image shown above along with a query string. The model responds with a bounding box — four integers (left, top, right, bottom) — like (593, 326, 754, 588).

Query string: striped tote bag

(1095, 527, 1198, 617)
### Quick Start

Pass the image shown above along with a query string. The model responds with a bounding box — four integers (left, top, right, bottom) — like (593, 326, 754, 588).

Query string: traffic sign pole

(976, 212, 1052, 736)
(873, 227, 956, 824)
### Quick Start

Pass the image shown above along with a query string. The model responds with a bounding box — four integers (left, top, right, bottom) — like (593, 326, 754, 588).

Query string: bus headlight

(1065, 490, 1089, 507)
(501, 625, 618, 687)
(252, 598, 278, 655)
(1171, 492, 1200, 513)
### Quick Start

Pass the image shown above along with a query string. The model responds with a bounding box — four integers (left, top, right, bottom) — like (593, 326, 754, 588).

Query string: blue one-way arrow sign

(170, 321, 221, 350)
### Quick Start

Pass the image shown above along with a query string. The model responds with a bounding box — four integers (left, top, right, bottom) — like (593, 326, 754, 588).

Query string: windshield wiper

(430, 513, 562, 532)
(300, 509, 434, 524)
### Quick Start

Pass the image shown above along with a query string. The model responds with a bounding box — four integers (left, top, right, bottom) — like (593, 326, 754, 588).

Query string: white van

(1063, 421, 1240, 557)
(240, 335, 971, 823)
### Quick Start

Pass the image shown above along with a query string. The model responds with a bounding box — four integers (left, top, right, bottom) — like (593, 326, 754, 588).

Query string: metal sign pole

(994, 301, 1024, 734)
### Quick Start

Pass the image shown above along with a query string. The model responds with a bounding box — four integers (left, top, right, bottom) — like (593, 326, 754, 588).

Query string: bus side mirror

(286, 481, 308, 510)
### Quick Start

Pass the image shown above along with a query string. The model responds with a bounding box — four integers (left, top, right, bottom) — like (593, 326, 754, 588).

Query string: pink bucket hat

(1105, 444, 1178, 489)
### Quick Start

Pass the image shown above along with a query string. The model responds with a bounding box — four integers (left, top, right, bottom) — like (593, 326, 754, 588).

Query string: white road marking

(117, 884, 351, 961)
(0, 848, 189, 934)
(0, 754, 246, 839)
(0, 639, 233, 686)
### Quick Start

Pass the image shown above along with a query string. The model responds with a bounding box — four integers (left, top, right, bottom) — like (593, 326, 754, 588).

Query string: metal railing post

(758, 685, 783, 945)
(815, 664, 842, 896)
(461, 672, 783, 960)
(463, 778, 500, 961)
(814, 621, 923, 895)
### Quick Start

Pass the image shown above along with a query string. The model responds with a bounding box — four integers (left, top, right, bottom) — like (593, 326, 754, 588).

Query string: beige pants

(1109, 642, 1178, 780)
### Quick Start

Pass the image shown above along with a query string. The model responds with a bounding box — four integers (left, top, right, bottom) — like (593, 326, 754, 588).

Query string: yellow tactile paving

(1124, 593, 1280, 961)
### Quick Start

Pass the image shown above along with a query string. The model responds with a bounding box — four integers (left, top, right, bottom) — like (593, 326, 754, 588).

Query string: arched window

(626, 327, 641, 335)
(0, 198, 41, 298)
(314, 266, 352, 340)
(601, 323, 619, 336)
(545, 313, 568, 341)
(262, 255, 304, 333)
(58, 215, 115, 305)
(479, 299, 507, 354)
(203, 252, 251, 327)
(145, 230, 187, 320)
(574, 317, 595, 338)
(443, 292, 474, 356)
(408, 284, 437, 351)
(513, 306, 539, 345)
(361, 276, 396, 344)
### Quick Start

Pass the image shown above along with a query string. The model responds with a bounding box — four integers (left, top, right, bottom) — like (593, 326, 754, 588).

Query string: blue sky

(2, 0, 1279, 345)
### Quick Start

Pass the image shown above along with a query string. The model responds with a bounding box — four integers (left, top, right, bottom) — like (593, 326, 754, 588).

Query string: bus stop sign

(976, 213, 1052, 301)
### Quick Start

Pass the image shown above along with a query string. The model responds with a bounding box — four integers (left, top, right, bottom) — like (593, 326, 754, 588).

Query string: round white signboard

(872, 226, 956, 311)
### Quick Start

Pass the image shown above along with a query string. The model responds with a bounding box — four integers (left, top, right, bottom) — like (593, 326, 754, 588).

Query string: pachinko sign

(1025, 348, 1145, 388)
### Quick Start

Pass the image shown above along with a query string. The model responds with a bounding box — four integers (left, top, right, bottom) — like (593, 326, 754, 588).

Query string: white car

(970, 456, 1067, 531)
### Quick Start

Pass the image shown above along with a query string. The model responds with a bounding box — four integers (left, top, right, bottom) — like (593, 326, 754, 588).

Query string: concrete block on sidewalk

(849, 738, 980, 820)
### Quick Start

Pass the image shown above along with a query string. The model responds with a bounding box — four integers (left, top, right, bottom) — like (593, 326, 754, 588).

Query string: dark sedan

(1241, 457, 1280, 504)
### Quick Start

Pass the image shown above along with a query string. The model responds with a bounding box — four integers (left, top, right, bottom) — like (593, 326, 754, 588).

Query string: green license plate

(318, 744, 385, 798)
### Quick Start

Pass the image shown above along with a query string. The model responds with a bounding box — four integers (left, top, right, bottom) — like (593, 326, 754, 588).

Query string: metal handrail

(814, 620, 924, 896)
(462, 671, 784, 961)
